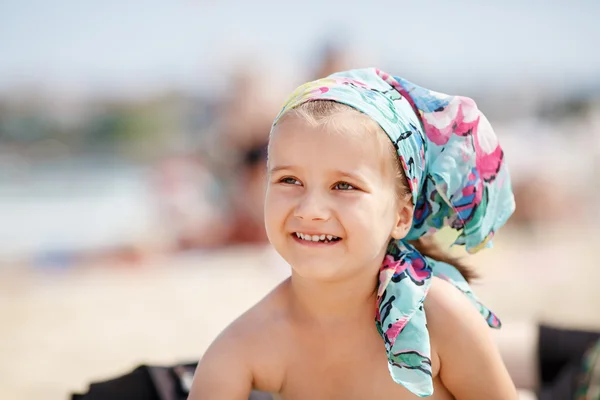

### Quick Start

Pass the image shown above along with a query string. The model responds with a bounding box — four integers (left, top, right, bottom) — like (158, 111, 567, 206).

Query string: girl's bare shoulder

(213, 279, 292, 391)
(189, 281, 291, 399)
(424, 276, 488, 337)
(424, 277, 517, 399)
(234, 278, 291, 340)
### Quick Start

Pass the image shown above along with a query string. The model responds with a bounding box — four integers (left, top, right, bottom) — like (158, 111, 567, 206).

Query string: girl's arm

(188, 328, 253, 400)
(426, 277, 518, 400)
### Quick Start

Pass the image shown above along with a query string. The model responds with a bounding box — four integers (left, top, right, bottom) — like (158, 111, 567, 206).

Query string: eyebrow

(268, 165, 295, 174)
(269, 165, 368, 184)
(334, 170, 368, 185)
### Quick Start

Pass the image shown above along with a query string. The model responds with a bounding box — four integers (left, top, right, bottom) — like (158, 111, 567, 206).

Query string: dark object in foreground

(538, 325, 600, 400)
(70, 363, 273, 400)
(71, 324, 600, 400)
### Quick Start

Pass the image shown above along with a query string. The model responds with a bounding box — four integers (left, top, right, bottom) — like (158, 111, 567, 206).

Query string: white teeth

(294, 232, 339, 242)
(294, 232, 338, 242)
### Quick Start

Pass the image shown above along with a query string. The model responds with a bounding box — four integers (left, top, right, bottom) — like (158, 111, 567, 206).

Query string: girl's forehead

(269, 114, 397, 178)
(271, 114, 374, 152)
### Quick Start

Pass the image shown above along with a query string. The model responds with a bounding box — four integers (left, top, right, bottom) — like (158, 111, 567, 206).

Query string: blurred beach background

(1, 1, 599, 399)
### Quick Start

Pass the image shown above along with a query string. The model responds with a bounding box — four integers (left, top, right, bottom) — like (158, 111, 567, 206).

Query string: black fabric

(538, 325, 600, 384)
(71, 363, 274, 400)
(538, 362, 581, 400)
(537, 324, 600, 400)
(71, 365, 161, 400)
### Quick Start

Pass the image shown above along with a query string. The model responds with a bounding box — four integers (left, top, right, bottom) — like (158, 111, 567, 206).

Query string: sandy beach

(2, 226, 599, 400)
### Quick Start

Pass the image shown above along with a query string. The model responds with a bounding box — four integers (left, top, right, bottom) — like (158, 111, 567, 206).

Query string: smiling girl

(189, 68, 517, 399)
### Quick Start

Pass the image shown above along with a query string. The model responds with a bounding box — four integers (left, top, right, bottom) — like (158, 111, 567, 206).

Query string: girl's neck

(287, 266, 379, 326)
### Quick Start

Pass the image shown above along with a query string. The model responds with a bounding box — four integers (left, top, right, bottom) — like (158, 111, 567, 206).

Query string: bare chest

(274, 329, 452, 400)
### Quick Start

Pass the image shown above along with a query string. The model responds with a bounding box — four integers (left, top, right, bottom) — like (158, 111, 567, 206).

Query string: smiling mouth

(293, 232, 341, 244)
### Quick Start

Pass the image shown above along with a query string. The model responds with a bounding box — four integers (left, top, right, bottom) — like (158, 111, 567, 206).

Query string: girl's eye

(333, 181, 355, 191)
(280, 177, 301, 185)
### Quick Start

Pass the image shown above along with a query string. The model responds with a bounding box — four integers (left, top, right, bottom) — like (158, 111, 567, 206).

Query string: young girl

(189, 68, 518, 399)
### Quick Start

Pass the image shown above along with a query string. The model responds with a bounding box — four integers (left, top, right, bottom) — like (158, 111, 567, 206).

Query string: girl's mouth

(292, 232, 341, 245)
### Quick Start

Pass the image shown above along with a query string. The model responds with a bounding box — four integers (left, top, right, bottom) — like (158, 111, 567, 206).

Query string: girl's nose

(293, 190, 331, 221)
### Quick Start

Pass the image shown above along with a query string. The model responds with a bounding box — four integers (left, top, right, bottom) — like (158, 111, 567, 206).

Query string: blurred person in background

(153, 152, 231, 251)
(154, 48, 356, 253)
(311, 41, 353, 80)
(152, 66, 277, 251)
(223, 141, 270, 246)
(198, 65, 276, 248)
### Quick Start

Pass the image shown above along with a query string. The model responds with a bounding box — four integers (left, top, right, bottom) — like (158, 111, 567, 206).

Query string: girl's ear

(391, 199, 413, 240)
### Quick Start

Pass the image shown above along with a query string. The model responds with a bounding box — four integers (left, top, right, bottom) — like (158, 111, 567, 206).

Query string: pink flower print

(476, 145, 503, 183)
(402, 256, 430, 284)
(310, 86, 329, 96)
(422, 97, 479, 146)
(333, 77, 370, 89)
(385, 316, 409, 345)
(381, 254, 430, 285)
(473, 114, 503, 183)
(378, 267, 395, 297)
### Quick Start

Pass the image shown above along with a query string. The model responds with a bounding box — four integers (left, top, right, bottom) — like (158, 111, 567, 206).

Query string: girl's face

(265, 112, 413, 282)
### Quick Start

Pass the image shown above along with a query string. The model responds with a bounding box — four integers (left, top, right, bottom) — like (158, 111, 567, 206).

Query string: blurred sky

(1, 0, 599, 96)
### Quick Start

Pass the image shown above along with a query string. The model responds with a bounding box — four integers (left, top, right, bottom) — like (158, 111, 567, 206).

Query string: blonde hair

(277, 99, 476, 282)
(279, 100, 411, 201)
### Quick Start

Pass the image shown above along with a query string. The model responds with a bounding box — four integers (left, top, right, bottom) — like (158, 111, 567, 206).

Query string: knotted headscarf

(271, 68, 515, 397)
